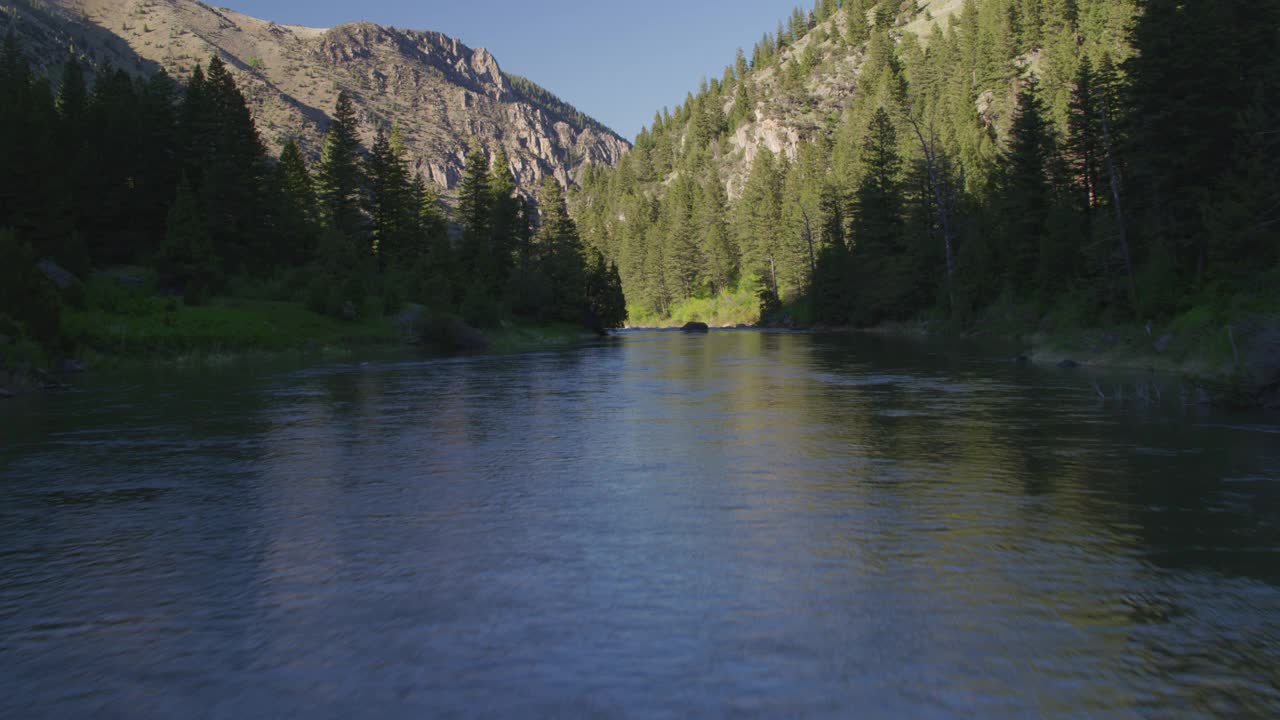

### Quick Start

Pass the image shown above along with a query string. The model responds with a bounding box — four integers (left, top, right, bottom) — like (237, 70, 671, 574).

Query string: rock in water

(1058, 359, 1079, 369)
(681, 322, 709, 333)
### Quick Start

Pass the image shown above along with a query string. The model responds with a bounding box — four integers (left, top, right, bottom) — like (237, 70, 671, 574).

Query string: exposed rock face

(2, 0, 630, 202)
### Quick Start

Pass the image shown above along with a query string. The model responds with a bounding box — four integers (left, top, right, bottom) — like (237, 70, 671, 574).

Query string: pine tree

(56, 55, 87, 125)
(317, 91, 364, 242)
(456, 145, 494, 293)
(999, 82, 1057, 296)
(534, 176, 588, 321)
(849, 107, 908, 323)
(585, 249, 628, 331)
(365, 124, 415, 269)
(275, 139, 318, 267)
(488, 149, 520, 290)
(698, 166, 737, 293)
(661, 173, 700, 300)
(1125, 0, 1276, 287)
(194, 55, 269, 274)
(159, 174, 218, 304)
(846, 0, 871, 45)
(407, 176, 457, 309)
(0, 33, 64, 261)
(735, 148, 785, 300)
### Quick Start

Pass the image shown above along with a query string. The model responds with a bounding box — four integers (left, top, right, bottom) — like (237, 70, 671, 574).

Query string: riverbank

(0, 296, 597, 397)
(861, 309, 1280, 408)
(627, 292, 1279, 408)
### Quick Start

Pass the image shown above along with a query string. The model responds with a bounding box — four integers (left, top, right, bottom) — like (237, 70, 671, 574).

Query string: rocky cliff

(0, 0, 630, 200)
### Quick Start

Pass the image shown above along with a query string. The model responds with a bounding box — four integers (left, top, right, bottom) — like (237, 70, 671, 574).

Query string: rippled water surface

(3, 330, 1280, 718)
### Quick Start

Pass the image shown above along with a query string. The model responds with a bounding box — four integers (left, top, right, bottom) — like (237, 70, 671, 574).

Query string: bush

(381, 284, 405, 316)
(1136, 247, 1185, 319)
(83, 274, 163, 316)
(460, 286, 503, 328)
(412, 311, 489, 353)
(0, 229, 62, 349)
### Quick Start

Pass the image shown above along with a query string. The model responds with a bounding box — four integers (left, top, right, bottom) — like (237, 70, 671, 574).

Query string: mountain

(0, 0, 630, 199)
(571, 0, 1143, 322)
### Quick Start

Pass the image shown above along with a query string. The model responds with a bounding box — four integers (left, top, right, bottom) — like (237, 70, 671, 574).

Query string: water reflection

(2, 331, 1279, 717)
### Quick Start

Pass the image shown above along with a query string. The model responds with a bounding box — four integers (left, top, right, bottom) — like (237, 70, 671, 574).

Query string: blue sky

(219, 0, 801, 140)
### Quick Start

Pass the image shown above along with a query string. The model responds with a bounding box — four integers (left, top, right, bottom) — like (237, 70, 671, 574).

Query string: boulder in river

(1058, 359, 1079, 369)
(681, 321, 709, 333)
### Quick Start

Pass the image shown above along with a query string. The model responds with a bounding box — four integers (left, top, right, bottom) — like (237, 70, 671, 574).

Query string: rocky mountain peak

(2, 0, 629, 203)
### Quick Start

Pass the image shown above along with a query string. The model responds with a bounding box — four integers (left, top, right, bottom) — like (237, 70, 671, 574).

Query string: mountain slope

(0, 0, 629, 198)
(571, 0, 1143, 322)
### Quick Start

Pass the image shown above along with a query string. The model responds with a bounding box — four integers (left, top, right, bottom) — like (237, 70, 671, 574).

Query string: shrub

(460, 286, 503, 328)
(412, 311, 489, 353)
(0, 229, 62, 349)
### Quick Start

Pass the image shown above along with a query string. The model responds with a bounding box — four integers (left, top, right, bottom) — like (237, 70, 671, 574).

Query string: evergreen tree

(846, 0, 871, 45)
(999, 83, 1057, 296)
(317, 91, 364, 241)
(275, 139, 318, 266)
(408, 176, 456, 309)
(488, 149, 520, 290)
(662, 173, 700, 299)
(585, 249, 628, 331)
(735, 148, 785, 300)
(456, 145, 494, 293)
(849, 107, 908, 323)
(194, 55, 270, 273)
(698, 166, 737, 293)
(365, 124, 415, 269)
(534, 176, 588, 321)
(159, 175, 218, 304)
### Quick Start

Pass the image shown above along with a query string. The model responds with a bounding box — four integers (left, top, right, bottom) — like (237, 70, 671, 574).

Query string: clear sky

(218, 0, 801, 141)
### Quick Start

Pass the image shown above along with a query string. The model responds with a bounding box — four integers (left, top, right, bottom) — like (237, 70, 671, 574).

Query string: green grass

(63, 297, 401, 363)
(1019, 300, 1261, 379)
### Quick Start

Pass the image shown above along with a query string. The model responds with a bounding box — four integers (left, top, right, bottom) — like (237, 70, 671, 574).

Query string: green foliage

(0, 31, 621, 362)
(364, 124, 416, 270)
(317, 90, 364, 241)
(575, 0, 1277, 337)
(64, 297, 397, 357)
(460, 286, 503, 328)
(585, 250, 628, 330)
(158, 175, 218, 305)
(0, 228, 62, 349)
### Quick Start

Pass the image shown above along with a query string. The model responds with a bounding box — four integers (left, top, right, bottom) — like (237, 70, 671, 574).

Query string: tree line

(0, 34, 625, 355)
(574, 0, 1279, 328)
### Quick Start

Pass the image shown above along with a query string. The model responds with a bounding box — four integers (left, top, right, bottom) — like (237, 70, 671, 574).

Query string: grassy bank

(60, 297, 402, 368)
(883, 293, 1280, 407)
(0, 276, 599, 396)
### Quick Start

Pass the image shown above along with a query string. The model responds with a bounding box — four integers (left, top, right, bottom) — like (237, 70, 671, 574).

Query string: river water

(2, 330, 1279, 718)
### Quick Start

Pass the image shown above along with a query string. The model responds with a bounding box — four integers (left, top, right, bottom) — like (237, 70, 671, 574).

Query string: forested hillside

(0, 40, 625, 364)
(572, 0, 1280, 332)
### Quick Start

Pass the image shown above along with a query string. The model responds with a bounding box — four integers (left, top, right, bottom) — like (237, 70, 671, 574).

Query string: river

(2, 330, 1279, 718)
